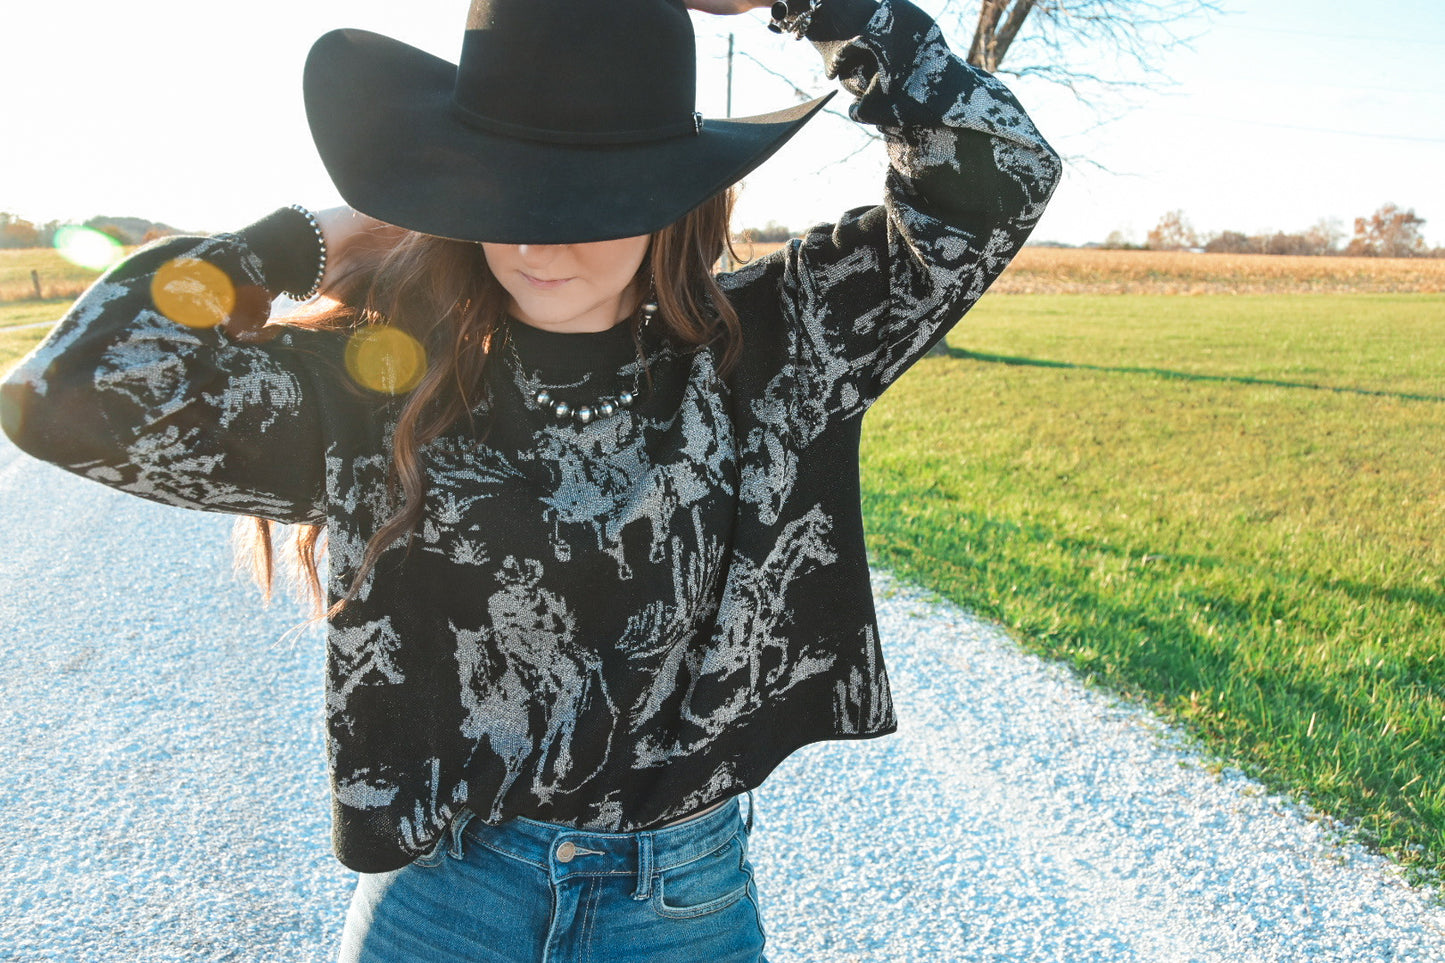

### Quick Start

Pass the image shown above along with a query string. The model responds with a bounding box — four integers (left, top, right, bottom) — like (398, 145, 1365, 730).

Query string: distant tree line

(1103, 204, 1441, 258)
(9, 210, 799, 250)
(733, 220, 797, 244)
(0, 212, 179, 249)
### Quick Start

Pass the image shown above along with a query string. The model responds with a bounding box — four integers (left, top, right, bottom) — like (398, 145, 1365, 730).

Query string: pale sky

(4, 0, 1443, 248)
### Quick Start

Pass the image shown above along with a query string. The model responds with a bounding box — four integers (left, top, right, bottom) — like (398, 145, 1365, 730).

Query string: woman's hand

(224, 206, 405, 343)
(684, 0, 771, 14)
(314, 206, 408, 294)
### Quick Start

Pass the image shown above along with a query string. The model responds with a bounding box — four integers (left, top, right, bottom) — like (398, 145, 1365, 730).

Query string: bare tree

(0, 213, 41, 249)
(923, 0, 1220, 353)
(1201, 217, 1360, 257)
(1146, 209, 1197, 250)
(734, 0, 1222, 168)
(954, 0, 1222, 104)
(725, 1, 1221, 353)
(965, 0, 1037, 71)
(1203, 230, 1254, 255)
(1303, 217, 1344, 256)
(1101, 228, 1143, 250)
(1346, 204, 1428, 259)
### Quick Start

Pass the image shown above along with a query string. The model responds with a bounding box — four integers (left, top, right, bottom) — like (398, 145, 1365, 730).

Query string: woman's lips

(521, 272, 571, 290)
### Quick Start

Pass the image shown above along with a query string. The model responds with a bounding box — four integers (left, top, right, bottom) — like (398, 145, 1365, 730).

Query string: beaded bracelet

(768, 0, 822, 39)
(286, 204, 328, 301)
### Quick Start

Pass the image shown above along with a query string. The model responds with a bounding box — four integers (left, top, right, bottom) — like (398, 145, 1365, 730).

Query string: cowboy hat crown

(304, 0, 832, 244)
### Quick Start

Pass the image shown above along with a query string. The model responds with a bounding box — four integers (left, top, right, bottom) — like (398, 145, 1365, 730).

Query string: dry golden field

(986, 247, 1445, 294)
(7, 242, 1444, 304)
(730, 241, 1445, 294)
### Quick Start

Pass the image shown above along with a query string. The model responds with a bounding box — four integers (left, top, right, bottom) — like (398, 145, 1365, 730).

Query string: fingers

(220, 284, 280, 344)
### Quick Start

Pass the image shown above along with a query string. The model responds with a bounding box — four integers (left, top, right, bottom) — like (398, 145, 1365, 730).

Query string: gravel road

(1, 433, 1441, 962)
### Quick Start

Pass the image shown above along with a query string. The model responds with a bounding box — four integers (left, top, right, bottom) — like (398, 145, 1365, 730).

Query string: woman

(1, 0, 1058, 958)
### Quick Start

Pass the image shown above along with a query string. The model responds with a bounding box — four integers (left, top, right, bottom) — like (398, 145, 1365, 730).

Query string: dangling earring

(639, 275, 658, 329)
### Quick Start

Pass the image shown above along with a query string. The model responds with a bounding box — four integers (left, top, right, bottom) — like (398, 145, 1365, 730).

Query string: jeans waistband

(452, 792, 755, 901)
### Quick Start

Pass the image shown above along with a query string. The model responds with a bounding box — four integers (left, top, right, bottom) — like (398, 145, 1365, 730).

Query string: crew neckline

(504, 317, 648, 381)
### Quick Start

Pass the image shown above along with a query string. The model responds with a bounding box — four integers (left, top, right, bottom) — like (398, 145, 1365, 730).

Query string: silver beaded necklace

(507, 300, 657, 427)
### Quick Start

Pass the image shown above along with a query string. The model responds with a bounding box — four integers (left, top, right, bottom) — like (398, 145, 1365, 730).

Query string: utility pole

(726, 33, 734, 118)
(721, 32, 736, 273)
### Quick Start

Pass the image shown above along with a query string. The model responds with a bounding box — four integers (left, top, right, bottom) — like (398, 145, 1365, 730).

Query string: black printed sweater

(1, 0, 1059, 873)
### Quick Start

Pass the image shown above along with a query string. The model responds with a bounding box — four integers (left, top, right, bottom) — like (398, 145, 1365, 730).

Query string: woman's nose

(516, 244, 561, 264)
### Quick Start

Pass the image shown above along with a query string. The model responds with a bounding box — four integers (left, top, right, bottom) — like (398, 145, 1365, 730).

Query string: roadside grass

(0, 326, 53, 373)
(0, 248, 120, 302)
(861, 292, 1445, 883)
(0, 300, 67, 372)
(0, 299, 71, 329)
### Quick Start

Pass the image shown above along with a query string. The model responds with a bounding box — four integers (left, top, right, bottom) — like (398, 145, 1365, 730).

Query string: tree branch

(735, 49, 881, 139)
(968, 0, 1007, 69)
(734, 49, 820, 104)
(992, 0, 1039, 67)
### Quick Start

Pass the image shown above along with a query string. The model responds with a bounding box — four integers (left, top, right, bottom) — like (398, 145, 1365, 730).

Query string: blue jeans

(338, 794, 768, 962)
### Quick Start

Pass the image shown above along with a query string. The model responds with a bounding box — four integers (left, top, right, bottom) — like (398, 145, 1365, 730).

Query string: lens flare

(150, 258, 236, 329)
(345, 327, 426, 394)
(53, 226, 125, 271)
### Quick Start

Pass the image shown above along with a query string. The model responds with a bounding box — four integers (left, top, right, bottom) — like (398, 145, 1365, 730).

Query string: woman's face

(481, 236, 651, 334)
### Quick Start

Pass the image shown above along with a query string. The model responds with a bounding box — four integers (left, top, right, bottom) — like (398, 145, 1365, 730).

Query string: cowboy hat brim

(304, 28, 834, 245)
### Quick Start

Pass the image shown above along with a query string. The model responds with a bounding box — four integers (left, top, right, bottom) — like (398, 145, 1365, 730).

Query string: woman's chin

(508, 304, 628, 334)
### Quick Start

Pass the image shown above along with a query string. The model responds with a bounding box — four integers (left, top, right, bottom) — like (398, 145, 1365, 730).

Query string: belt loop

(447, 809, 474, 861)
(632, 832, 655, 901)
(744, 790, 756, 835)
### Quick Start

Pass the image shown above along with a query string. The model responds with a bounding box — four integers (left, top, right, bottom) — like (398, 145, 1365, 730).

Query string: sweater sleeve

(722, 0, 1061, 422)
(0, 209, 338, 525)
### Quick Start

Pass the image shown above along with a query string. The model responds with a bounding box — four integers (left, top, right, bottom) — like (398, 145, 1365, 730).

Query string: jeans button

(556, 841, 576, 863)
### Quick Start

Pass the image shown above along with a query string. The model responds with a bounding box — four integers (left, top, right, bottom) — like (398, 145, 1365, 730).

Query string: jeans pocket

(650, 833, 753, 920)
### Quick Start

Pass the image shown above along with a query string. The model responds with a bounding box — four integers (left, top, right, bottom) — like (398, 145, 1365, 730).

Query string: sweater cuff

(806, 0, 879, 42)
(232, 207, 324, 297)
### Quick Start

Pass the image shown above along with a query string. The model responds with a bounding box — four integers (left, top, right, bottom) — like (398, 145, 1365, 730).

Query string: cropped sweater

(1, 0, 1060, 873)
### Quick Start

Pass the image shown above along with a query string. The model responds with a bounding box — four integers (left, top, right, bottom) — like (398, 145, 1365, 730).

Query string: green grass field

(863, 293, 1445, 883)
(0, 299, 71, 329)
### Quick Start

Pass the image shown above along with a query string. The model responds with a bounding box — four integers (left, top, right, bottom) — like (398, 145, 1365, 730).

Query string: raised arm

(723, 0, 1062, 425)
(0, 208, 347, 524)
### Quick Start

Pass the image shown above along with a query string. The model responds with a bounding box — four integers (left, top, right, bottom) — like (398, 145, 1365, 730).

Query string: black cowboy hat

(303, 0, 833, 244)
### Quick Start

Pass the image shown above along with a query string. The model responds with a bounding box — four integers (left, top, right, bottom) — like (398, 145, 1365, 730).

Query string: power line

(1220, 23, 1445, 48)
(1231, 79, 1445, 99)
(1175, 111, 1445, 144)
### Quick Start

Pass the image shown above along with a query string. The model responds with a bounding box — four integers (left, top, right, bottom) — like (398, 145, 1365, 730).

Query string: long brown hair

(240, 189, 741, 615)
